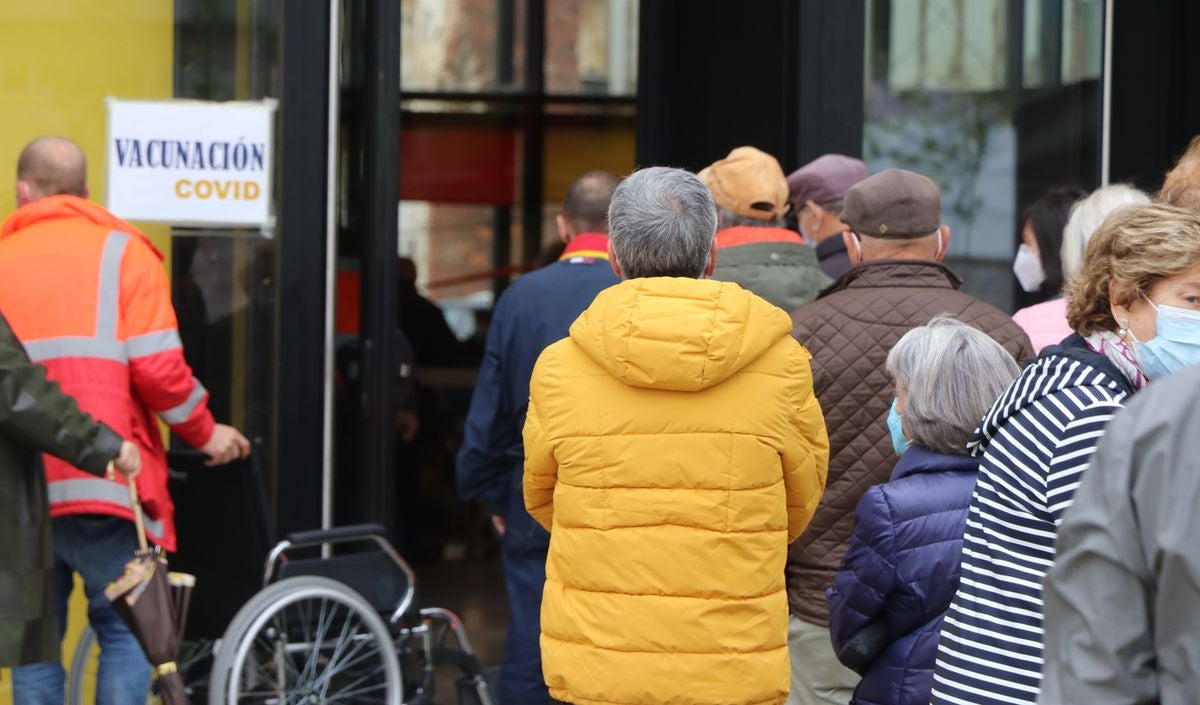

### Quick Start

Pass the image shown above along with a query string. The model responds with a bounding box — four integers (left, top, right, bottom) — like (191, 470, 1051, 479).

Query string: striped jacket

(0, 196, 216, 551)
(930, 336, 1135, 705)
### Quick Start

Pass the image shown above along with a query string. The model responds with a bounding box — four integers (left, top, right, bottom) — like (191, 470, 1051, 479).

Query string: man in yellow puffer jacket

(524, 166, 830, 705)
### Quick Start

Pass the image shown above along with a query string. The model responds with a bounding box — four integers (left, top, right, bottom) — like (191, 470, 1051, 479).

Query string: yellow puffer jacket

(524, 277, 829, 705)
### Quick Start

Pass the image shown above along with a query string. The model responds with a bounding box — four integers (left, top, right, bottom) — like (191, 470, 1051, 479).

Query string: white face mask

(1013, 244, 1045, 292)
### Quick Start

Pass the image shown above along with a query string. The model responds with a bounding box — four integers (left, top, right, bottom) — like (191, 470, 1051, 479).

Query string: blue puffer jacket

(825, 445, 977, 705)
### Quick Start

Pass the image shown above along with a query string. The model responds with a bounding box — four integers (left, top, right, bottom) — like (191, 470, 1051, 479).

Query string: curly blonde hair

(1159, 135, 1200, 211)
(1066, 203, 1200, 335)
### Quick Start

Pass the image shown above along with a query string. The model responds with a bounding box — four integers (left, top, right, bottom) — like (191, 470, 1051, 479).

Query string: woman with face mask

(930, 203, 1200, 705)
(1014, 185, 1151, 352)
(1010, 187, 1087, 350)
(825, 315, 1019, 705)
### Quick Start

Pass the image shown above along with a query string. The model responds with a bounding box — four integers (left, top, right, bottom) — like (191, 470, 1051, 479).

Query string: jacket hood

(969, 335, 1134, 457)
(569, 277, 793, 392)
(1, 195, 163, 260)
(715, 226, 805, 249)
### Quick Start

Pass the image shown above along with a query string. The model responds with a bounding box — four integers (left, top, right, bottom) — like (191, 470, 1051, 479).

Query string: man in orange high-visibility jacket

(0, 137, 251, 705)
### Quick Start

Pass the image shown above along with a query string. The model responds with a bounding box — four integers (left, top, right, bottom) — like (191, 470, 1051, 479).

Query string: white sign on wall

(105, 98, 276, 229)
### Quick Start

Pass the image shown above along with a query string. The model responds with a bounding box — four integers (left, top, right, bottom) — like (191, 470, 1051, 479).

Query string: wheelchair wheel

(208, 575, 403, 705)
(67, 626, 214, 704)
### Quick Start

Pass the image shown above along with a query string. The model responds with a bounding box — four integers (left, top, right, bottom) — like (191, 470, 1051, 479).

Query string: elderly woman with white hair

(825, 315, 1020, 705)
(1013, 184, 1150, 351)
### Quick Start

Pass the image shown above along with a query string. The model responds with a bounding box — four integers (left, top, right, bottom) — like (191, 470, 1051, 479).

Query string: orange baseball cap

(698, 146, 790, 221)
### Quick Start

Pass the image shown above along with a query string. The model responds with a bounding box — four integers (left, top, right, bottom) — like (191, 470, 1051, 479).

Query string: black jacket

(0, 313, 122, 667)
(816, 236, 853, 280)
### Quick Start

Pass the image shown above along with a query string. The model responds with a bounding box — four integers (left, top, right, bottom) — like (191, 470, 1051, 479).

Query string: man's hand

(491, 514, 506, 536)
(113, 441, 141, 480)
(200, 423, 252, 466)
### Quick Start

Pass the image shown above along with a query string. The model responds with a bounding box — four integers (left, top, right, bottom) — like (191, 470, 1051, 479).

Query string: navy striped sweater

(930, 337, 1135, 705)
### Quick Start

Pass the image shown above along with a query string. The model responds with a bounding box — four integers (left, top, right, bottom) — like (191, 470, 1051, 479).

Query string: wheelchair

(206, 524, 496, 705)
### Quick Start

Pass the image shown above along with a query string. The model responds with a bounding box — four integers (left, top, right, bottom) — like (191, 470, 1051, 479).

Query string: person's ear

(608, 241, 623, 279)
(807, 199, 826, 225)
(1108, 280, 1132, 327)
(842, 230, 862, 266)
(704, 239, 718, 277)
(935, 225, 951, 262)
(555, 214, 571, 244)
(15, 181, 31, 207)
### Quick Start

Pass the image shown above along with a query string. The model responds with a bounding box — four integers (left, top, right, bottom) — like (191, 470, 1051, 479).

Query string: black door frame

(274, 0, 331, 537)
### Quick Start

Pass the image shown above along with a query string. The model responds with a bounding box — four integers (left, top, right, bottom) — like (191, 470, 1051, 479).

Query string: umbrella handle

(128, 479, 149, 552)
(110, 462, 150, 552)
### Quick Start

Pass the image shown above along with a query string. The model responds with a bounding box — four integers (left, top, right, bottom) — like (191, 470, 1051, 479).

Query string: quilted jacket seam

(547, 576, 783, 600)
(540, 632, 786, 656)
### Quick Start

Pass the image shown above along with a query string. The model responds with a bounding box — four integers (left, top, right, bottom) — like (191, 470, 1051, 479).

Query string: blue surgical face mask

(1132, 293, 1200, 380)
(887, 398, 910, 457)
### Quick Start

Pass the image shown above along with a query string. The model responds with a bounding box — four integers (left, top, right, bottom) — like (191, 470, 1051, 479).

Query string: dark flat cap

(786, 154, 868, 208)
(841, 168, 941, 238)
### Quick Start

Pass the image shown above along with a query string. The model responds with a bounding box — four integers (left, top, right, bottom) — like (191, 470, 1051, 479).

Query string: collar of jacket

(969, 333, 1136, 457)
(890, 444, 978, 481)
(715, 226, 806, 249)
(1040, 333, 1137, 396)
(815, 234, 847, 261)
(819, 259, 962, 299)
(560, 232, 610, 261)
(1, 195, 164, 260)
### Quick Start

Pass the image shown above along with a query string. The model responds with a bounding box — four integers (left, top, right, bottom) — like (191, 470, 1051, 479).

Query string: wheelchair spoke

(322, 664, 391, 703)
(233, 593, 395, 704)
(316, 606, 362, 685)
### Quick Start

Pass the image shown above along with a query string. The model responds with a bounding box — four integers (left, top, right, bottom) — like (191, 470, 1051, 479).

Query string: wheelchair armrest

(265, 523, 417, 619)
(285, 524, 388, 546)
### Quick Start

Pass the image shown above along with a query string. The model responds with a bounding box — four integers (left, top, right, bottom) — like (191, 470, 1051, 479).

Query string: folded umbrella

(104, 468, 196, 705)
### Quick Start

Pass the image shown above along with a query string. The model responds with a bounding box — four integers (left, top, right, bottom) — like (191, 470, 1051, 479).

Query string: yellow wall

(0, 2, 173, 700)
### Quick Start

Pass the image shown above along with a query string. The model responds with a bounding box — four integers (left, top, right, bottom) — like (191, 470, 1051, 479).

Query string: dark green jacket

(711, 230, 831, 312)
(0, 313, 122, 667)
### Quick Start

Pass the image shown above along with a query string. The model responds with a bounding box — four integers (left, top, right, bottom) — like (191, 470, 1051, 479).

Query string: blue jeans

(12, 515, 152, 705)
(499, 544, 552, 705)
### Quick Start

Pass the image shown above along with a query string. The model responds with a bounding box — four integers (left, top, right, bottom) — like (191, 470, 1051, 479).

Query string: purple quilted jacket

(826, 445, 978, 705)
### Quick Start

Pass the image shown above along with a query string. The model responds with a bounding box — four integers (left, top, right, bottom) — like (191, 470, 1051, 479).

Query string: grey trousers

(786, 615, 859, 705)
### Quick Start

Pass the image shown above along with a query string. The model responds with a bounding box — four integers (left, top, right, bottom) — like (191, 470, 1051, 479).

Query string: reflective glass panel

(545, 0, 639, 95)
(865, 0, 1104, 310)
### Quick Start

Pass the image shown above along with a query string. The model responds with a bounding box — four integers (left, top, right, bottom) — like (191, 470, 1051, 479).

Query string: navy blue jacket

(826, 445, 978, 705)
(455, 241, 617, 553)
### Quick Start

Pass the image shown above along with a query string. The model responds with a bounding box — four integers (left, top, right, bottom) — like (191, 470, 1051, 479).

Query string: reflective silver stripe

(96, 231, 130, 338)
(159, 379, 207, 425)
(47, 478, 166, 538)
(24, 337, 129, 363)
(20, 231, 135, 364)
(127, 329, 182, 358)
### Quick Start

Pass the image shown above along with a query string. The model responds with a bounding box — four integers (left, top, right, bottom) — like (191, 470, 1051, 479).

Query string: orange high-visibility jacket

(0, 196, 216, 551)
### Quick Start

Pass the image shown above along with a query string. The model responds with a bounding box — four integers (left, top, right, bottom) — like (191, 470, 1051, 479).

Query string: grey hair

(886, 314, 1020, 455)
(608, 167, 718, 279)
(717, 206, 784, 230)
(1060, 184, 1150, 280)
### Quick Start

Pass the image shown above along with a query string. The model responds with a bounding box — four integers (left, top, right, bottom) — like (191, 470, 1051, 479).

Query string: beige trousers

(786, 615, 859, 705)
